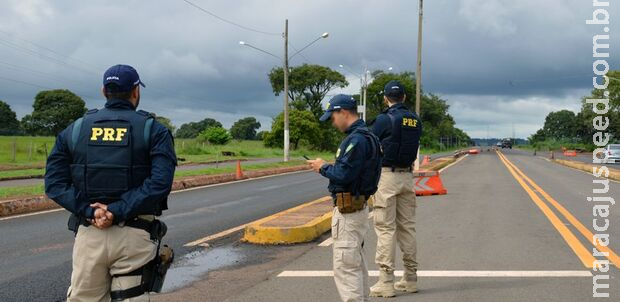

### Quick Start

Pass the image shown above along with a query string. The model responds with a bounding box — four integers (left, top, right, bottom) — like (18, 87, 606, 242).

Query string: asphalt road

(222, 149, 619, 302)
(0, 170, 328, 302)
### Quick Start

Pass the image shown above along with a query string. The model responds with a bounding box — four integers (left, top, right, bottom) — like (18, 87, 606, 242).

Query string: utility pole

(414, 0, 424, 170)
(362, 66, 368, 121)
(283, 19, 290, 162)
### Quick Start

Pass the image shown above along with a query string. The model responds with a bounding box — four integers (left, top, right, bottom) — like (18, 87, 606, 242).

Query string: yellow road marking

(496, 151, 596, 268)
(498, 151, 619, 267)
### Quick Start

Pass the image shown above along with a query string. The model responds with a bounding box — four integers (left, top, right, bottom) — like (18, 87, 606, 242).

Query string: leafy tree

(255, 130, 268, 141)
(199, 127, 231, 145)
(155, 116, 176, 133)
(541, 110, 578, 140)
(176, 118, 222, 138)
(365, 71, 470, 149)
(21, 89, 86, 136)
(230, 117, 261, 140)
(0, 100, 21, 135)
(263, 110, 321, 149)
(269, 64, 348, 118)
(528, 128, 547, 143)
(365, 71, 416, 121)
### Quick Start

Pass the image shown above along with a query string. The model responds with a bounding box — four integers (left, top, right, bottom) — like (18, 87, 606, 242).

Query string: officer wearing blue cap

(308, 94, 382, 302)
(369, 80, 422, 297)
(45, 64, 177, 301)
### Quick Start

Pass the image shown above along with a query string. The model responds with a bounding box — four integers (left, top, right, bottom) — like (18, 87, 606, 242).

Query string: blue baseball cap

(103, 64, 145, 92)
(319, 94, 357, 122)
(384, 80, 405, 98)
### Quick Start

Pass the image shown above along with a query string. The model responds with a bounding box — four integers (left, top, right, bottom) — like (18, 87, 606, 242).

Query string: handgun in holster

(110, 219, 175, 301)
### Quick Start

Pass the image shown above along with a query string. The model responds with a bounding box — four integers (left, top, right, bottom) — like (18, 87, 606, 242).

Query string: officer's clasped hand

(306, 158, 326, 173)
(89, 203, 114, 229)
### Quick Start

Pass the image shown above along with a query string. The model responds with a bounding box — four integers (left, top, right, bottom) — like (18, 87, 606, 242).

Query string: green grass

(175, 139, 333, 164)
(0, 168, 45, 180)
(0, 136, 55, 169)
(0, 160, 310, 200)
(174, 160, 306, 178)
(518, 140, 594, 152)
(0, 184, 44, 199)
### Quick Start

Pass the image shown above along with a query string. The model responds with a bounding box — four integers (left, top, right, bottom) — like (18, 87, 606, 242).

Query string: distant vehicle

(495, 142, 502, 148)
(604, 144, 620, 164)
(501, 139, 512, 149)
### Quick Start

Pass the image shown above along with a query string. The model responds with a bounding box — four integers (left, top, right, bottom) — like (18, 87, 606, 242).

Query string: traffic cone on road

(413, 170, 447, 196)
(235, 160, 244, 180)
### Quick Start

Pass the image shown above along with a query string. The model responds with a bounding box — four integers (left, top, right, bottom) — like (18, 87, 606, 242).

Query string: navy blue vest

(381, 106, 421, 168)
(67, 105, 156, 210)
(330, 126, 382, 197)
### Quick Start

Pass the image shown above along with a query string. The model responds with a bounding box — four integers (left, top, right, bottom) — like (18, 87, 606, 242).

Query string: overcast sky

(0, 0, 617, 139)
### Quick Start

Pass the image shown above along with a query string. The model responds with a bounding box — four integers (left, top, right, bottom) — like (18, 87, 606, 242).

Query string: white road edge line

(0, 169, 311, 222)
(277, 270, 593, 277)
(438, 154, 468, 173)
(173, 169, 310, 193)
(0, 208, 65, 221)
(318, 237, 333, 247)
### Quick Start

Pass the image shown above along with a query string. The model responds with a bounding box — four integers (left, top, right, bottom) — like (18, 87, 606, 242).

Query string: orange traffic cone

(413, 170, 447, 196)
(235, 160, 244, 180)
(421, 155, 430, 166)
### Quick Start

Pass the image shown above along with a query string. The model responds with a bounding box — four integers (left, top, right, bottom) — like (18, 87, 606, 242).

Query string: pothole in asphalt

(162, 245, 241, 292)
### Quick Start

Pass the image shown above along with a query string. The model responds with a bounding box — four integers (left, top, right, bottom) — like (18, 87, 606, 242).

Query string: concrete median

(243, 155, 462, 245)
(553, 159, 620, 181)
(242, 196, 333, 245)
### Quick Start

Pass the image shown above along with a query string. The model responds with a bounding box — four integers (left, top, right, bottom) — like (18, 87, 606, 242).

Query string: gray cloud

(0, 0, 617, 137)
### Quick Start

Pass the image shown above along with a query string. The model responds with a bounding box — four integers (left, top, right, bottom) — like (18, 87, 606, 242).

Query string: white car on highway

(604, 144, 620, 164)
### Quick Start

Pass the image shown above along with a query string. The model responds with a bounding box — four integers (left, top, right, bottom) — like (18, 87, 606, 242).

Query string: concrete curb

(552, 159, 620, 181)
(242, 196, 333, 245)
(242, 155, 463, 245)
(0, 165, 310, 218)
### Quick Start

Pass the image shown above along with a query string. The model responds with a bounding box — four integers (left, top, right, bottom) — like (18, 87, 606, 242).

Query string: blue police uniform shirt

(44, 99, 177, 221)
(319, 119, 373, 196)
(371, 102, 422, 167)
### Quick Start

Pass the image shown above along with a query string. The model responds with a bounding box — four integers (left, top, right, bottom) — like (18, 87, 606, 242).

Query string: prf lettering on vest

(402, 117, 417, 127)
(90, 127, 128, 141)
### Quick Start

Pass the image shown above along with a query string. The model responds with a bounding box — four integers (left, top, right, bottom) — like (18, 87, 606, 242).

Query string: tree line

(262, 64, 471, 151)
(0, 90, 262, 145)
(1, 64, 470, 151)
(528, 70, 619, 150)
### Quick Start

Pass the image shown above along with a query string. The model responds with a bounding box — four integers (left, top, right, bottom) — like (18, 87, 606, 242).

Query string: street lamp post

(283, 20, 289, 162)
(338, 65, 393, 121)
(414, 0, 424, 171)
(240, 21, 328, 162)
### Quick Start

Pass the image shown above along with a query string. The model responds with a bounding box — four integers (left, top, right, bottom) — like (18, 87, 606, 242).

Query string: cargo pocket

(331, 218, 340, 240)
(334, 241, 360, 269)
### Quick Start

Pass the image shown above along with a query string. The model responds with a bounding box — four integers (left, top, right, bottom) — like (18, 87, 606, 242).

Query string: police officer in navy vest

(45, 64, 177, 301)
(307, 94, 382, 302)
(369, 80, 422, 297)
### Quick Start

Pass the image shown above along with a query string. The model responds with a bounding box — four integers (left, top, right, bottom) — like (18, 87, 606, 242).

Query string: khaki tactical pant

(373, 169, 418, 277)
(67, 224, 157, 302)
(332, 206, 370, 302)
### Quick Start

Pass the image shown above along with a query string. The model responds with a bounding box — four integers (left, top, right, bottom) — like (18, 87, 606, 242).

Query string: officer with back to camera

(369, 80, 422, 298)
(45, 64, 177, 301)
(307, 94, 382, 302)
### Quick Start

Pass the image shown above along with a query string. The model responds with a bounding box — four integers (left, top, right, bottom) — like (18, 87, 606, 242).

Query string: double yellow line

(496, 150, 619, 268)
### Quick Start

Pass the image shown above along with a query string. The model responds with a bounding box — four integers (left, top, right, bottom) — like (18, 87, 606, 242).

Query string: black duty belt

(382, 166, 413, 172)
(69, 214, 154, 234)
